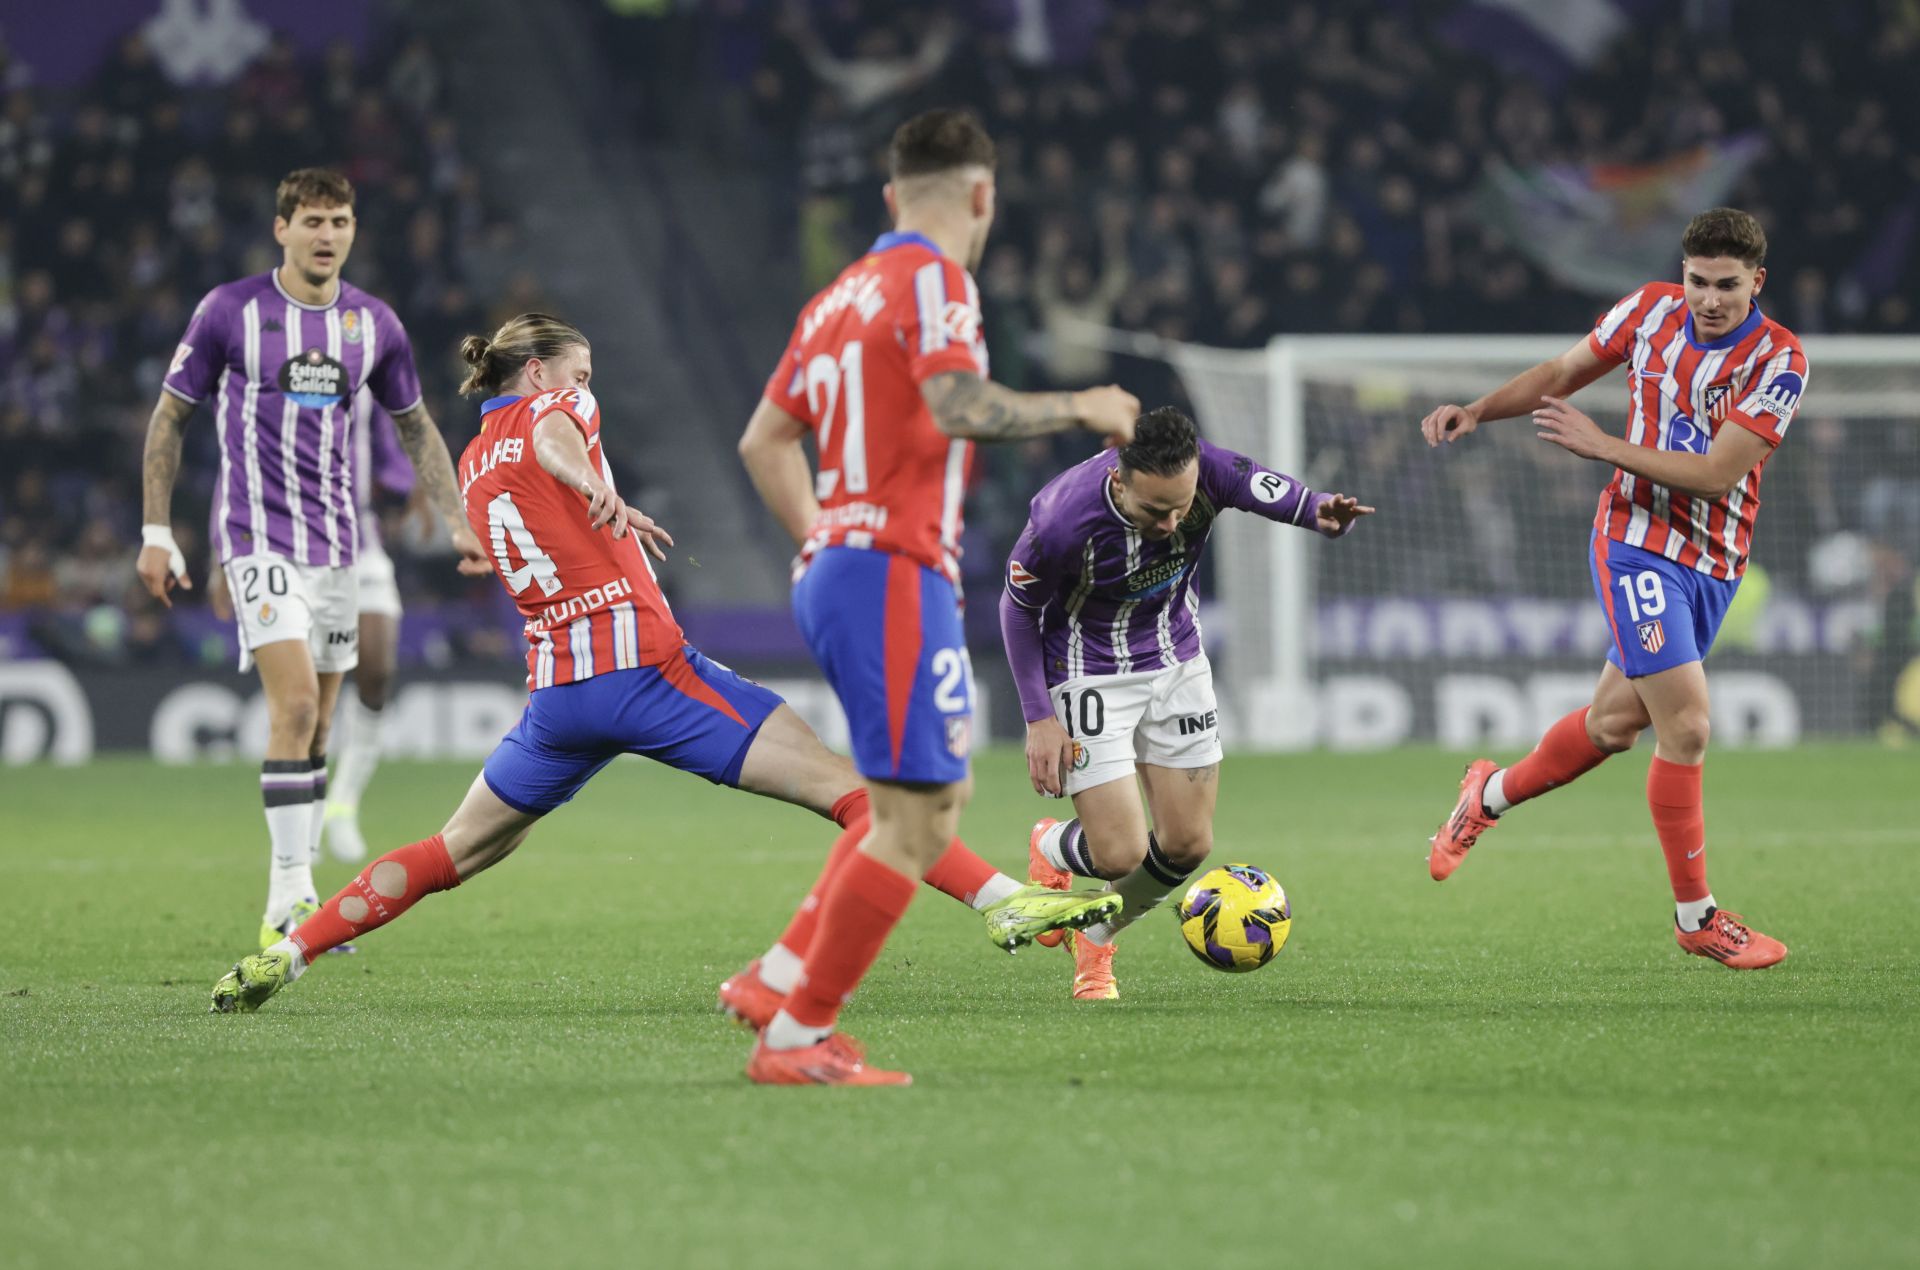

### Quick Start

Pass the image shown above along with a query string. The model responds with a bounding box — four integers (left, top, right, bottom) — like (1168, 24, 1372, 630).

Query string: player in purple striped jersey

(136, 168, 488, 949)
(1002, 407, 1372, 999)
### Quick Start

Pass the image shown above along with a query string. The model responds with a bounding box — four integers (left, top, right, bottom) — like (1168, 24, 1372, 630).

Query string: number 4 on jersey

(488, 491, 563, 597)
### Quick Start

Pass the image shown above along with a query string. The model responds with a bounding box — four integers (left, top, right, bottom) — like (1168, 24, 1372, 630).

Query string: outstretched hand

(1420, 403, 1480, 447)
(622, 506, 674, 562)
(1315, 493, 1375, 537)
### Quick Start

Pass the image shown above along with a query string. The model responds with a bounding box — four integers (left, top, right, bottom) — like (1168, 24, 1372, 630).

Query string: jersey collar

(271, 266, 342, 311)
(1683, 300, 1763, 351)
(481, 394, 523, 415)
(870, 230, 942, 256)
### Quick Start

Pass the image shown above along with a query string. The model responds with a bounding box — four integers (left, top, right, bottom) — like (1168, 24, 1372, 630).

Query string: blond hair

(457, 313, 589, 397)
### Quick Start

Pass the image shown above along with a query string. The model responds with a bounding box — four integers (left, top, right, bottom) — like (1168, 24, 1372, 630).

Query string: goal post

(1056, 319, 1920, 750)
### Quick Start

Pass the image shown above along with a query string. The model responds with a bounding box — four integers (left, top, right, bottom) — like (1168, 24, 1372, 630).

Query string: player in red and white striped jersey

(1418, 208, 1800, 970)
(211, 312, 1101, 1017)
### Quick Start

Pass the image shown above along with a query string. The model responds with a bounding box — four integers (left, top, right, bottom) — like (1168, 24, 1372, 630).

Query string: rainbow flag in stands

(1476, 134, 1769, 298)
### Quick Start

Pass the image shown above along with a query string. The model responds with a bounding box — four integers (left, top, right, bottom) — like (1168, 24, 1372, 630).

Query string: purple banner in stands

(0, 0, 372, 87)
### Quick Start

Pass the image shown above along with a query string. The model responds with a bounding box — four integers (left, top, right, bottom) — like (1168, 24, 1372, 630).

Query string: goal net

(1057, 324, 1920, 750)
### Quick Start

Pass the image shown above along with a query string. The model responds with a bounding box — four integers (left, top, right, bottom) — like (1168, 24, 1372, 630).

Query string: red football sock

(287, 834, 460, 961)
(783, 851, 916, 1031)
(1501, 706, 1611, 806)
(1647, 756, 1709, 902)
(773, 817, 867, 959)
(829, 787, 870, 829)
(922, 839, 999, 908)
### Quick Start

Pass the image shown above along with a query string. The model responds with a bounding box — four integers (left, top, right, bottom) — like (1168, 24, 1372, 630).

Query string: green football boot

(210, 949, 294, 1014)
(982, 884, 1123, 954)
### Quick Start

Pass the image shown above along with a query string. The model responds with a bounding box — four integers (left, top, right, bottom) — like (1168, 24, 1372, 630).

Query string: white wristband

(141, 524, 189, 581)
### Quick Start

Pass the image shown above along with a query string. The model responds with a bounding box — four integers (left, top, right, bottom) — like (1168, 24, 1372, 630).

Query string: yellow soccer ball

(1176, 864, 1292, 973)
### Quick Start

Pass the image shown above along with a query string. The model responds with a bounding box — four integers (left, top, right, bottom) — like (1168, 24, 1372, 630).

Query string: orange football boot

(1028, 818, 1071, 948)
(1428, 758, 1500, 881)
(717, 960, 783, 1031)
(746, 1034, 910, 1086)
(1675, 908, 1788, 969)
(1067, 931, 1118, 1001)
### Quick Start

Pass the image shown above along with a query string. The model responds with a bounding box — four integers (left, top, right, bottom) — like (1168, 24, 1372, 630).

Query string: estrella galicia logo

(1661, 413, 1711, 455)
(277, 347, 348, 407)
(1754, 370, 1804, 421)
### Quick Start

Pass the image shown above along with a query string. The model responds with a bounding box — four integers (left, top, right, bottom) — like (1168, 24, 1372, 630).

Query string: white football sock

(1676, 895, 1717, 932)
(1038, 819, 1100, 878)
(1079, 834, 1191, 946)
(329, 699, 385, 816)
(261, 761, 316, 923)
(972, 872, 1023, 910)
(763, 1009, 832, 1051)
(759, 943, 804, 993)
(1483, 768, 1512, 816)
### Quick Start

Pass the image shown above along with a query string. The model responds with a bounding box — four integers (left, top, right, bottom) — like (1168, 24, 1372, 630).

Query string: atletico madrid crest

(1637, 619, 1665, 654)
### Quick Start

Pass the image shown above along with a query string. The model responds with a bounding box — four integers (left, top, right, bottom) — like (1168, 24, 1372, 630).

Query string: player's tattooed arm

(393, 403, 491, 574)
(140, 391, 196, 525)
(921, 373, 1140, 445)
(135, 392, 198, 604)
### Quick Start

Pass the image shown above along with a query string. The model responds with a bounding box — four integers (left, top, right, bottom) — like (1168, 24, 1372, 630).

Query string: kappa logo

(1008, 560, 1038, 589)
(1637, 619, 1665, 655)
(261, 317, 283, 334)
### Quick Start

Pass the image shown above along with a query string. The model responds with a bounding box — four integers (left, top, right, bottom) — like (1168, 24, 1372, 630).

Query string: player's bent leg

(1428, 664, 1640, 882)
(751, 778, 960, 1086)
(213, 778, 538, 1013)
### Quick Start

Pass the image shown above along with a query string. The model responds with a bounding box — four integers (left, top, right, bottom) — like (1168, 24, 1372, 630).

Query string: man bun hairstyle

(458, 312, 589, 398)
(889, 108, 997, 179)
(276, 167, 355, 222)
(1682, 207, 1767, 269)
(1117, 406, 1199, 478)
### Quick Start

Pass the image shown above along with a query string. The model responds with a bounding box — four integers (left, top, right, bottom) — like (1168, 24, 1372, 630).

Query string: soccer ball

(1176, 864, 1292, 973)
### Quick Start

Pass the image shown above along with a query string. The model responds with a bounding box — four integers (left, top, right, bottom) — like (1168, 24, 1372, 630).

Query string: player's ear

(882, 182, 900, 225)
(273, 217, 289, 247)
(1751, 265, 1766, 297)
(972, 175, 993, 220)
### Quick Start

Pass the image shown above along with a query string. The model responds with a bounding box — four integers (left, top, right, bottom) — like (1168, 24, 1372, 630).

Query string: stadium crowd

(0, 24, 519, 655)
(652, 0, 1920, 372)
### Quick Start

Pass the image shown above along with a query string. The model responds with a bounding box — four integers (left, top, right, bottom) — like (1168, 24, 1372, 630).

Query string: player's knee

(271, 693, 320, 742)
(1660, 709, 1711, 761)
(1156, 828, 1212, 872)
(1587, 712, 1642, 753)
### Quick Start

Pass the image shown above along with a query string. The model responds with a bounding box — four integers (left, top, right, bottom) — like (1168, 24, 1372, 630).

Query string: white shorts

(225, 553, 360, 674)
(1053, 653, 1223, 796)
(356, 546, 403, 620)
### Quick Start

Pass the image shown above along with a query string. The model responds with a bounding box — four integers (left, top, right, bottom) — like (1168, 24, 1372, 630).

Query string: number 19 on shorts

(1616, 570, 1667, 622)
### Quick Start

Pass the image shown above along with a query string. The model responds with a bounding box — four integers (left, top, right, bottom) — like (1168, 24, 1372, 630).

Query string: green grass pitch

(3, 746, 1916, 1269)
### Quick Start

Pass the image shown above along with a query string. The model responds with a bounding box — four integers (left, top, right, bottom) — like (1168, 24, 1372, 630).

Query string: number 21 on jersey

(809, 341, 867, 499)
(488, 491, 562, 597)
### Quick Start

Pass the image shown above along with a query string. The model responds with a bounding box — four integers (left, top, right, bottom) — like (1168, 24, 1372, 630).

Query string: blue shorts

(792, 546, 972, 785)
(482, 646, 783, 815)
(1589, 532, 1741, 678)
